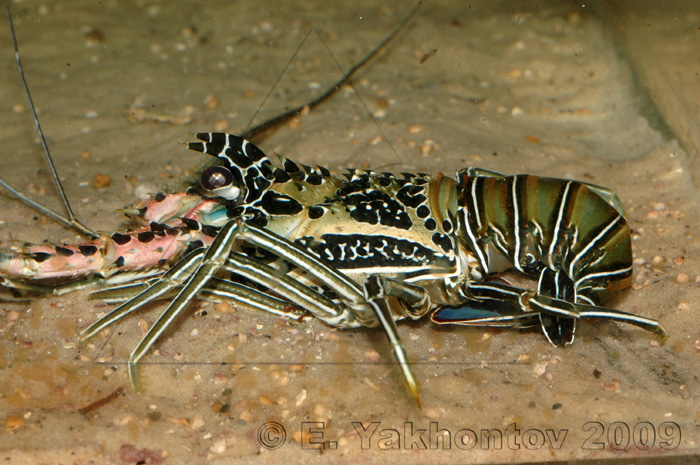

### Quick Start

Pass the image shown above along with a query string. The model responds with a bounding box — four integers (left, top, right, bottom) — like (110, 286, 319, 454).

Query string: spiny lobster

(0, 5, 665, 406)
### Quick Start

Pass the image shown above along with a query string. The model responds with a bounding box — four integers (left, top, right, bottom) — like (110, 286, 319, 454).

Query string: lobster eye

(200, 166, 242, 200)
(201, 166, 232, 190)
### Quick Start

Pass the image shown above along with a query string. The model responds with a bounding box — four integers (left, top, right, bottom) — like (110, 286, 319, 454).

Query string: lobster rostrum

(0, 130, 666, 405)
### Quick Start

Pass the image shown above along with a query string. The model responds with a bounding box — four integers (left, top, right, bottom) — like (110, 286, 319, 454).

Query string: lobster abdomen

(456, 171, 632, 305)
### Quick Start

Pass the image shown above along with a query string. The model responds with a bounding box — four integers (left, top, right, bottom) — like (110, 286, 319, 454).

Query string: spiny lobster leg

(81, 218, 424, 403)
(202, 278, 308, 318)
(0, 272, 114, 296)
(222, 252, 341, 316)
(432, 269, 666, 344)
(532, 268, 664, 342)
(528, 295, 666, 341)
(88, 278, 165, 304)
(226, 225, 428, 404)
(90, 275, 305, 320)
(362, 276, 432, 407)
(122, 219, 243, 389)
(532, 268, 577, 344)
(79, 247, 207, 342)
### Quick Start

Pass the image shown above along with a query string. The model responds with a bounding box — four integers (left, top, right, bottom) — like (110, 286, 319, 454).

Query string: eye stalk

(200, 166, 243, 200)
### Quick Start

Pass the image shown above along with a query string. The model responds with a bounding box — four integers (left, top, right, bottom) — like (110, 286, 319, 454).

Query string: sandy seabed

(0, 1, 698, 464)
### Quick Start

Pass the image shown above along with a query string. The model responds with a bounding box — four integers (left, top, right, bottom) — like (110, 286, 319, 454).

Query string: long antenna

(241, 1, 421, 141)
(2, 6, 97, 238)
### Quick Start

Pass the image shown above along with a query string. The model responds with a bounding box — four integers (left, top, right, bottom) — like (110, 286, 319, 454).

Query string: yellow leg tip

(406, 378, 421, 410)
(654, 325, 667, 346)
(412, 389, 422, 411)
(128, 361, 142, 391)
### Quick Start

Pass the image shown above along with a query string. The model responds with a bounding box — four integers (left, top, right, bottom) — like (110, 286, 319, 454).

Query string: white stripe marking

(568, 215, 621, 278)
(547, 181, 573, 269)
